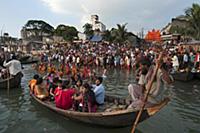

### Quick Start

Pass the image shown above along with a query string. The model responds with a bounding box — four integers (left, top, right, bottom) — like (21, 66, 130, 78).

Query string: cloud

(40, 0, 199, 33)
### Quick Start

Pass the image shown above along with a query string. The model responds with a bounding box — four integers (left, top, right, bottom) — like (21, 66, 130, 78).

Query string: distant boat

(172, 72, 194, 81)
(31, 94, 170, 127)
(19, 55, 31, 62)
(18, 55, 39, 64)
(21, 58, 39, 64)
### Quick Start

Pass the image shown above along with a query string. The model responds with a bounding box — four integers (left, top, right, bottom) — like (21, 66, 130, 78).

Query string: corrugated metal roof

(90, 35, 102, 42)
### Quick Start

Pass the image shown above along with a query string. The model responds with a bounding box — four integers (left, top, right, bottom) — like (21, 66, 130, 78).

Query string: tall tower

(91, 15, 99, 26)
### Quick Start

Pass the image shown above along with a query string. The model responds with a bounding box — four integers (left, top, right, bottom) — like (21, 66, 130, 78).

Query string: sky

(0, 0, 199, 38)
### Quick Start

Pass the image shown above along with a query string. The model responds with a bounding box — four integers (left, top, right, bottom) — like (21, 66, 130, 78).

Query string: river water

(0, 65, 200, 133)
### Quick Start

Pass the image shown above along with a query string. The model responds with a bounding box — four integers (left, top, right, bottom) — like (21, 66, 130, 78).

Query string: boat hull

(193, 72, 200, 80)
(0, 72, 23, 89)
(172, 72, 194, 81)
(21, 59, 39, 64)
(31, 94, 169, 127)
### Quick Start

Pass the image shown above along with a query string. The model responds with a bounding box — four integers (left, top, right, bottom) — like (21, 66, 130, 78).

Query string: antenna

(1, 25, 5, 45)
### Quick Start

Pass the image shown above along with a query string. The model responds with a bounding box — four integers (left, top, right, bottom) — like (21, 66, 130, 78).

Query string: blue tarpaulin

(90, 35, 102, 42)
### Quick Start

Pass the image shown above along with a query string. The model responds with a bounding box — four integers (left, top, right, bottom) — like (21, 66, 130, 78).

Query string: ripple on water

(0, 125, 8, 133)
(0, 110, 10, 121)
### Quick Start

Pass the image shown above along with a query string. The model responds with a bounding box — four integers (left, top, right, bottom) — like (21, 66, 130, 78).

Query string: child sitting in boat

(54, 80, 76, 110)
(34, 77, 49, 100)
(72, 83, 97, 112)
(29, 74, 39, 94)
(49, 77, 59, 100)
(46, 71, 56, 88)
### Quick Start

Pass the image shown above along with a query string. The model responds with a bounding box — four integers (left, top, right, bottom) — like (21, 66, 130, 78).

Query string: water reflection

(171, 80, 200, 133)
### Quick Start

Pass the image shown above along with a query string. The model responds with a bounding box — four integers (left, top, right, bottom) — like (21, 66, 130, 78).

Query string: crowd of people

(34, 42, 200, 76)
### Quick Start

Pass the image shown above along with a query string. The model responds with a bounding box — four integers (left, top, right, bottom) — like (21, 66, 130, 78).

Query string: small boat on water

(18, 55, 39, 65)
(21, 58, 39, 64)
(31, 94, 170, 127)
(19, 55, 31, 62)
(0, 72, 23, 89)
(172, 72, 194, 81)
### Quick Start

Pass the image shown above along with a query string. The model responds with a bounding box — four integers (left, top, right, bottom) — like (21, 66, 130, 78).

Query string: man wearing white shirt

(183, 52, 189, 69)
(3, 55, 22, 76)
(172, 54, 179, 72)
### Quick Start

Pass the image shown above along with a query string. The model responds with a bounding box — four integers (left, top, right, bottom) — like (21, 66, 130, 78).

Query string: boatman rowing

(3, 55, 23, 78)
(128, 52, 174, 109)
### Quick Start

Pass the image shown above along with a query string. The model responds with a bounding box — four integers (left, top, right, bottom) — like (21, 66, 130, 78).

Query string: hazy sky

(0, 0, 199, 37)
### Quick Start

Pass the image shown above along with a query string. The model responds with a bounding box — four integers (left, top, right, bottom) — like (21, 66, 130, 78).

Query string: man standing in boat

(3, 54, 23, 78)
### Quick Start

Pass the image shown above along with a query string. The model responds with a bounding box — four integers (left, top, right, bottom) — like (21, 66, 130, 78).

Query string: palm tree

(111, 23, 129, 44)
(185, 3, 200, 40)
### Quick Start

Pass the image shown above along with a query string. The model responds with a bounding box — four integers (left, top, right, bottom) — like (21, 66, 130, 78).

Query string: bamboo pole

(7, 70, 10, 94)
(4, 53, 10, 94)
(131, 52, 163, 133)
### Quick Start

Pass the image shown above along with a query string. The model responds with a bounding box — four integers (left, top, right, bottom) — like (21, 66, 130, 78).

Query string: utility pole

(1, 25, 5, 46)
(0, 28, 3, 48)
(141, 27, 144, 39)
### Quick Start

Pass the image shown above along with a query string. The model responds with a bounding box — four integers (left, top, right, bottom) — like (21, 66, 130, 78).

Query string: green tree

(169, 26, 189, 36)
(185, 3, 200, 40)
(23, 20, 54, 40)
(54, 24, 78, 42)
(83, 23, 93, 39)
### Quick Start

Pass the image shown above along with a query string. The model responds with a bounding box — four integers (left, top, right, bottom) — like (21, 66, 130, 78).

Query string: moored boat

(19, 55, 31, 62)
(172, 72, 194, 81)
(21, 59, 39, 64)
(0, 72, 23, 89)
(31, 94, 170, 127)
(193, 72, 200, 80)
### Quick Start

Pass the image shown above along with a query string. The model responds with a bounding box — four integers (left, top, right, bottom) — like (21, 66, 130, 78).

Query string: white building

(91, 15, 106, 32)
(78, 32, 87, 41)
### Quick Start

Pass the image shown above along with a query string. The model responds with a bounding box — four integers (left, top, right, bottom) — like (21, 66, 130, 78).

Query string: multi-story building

(91, 15, 106, 32)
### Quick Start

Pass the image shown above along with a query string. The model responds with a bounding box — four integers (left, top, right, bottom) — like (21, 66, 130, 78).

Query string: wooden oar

(131, 52, 163, 133)
(4, 53, 10, 94)
(7, 70, 10, 94)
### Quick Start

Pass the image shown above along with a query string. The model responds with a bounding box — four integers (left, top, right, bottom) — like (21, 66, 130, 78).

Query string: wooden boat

(21, 59, 39, 64)
(19, 55, 30, 62)
(172, 72, 194, 81)
(31, 94, 170, 127)
(0, 72, 23, 89)
(193, 72, 200, 80)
